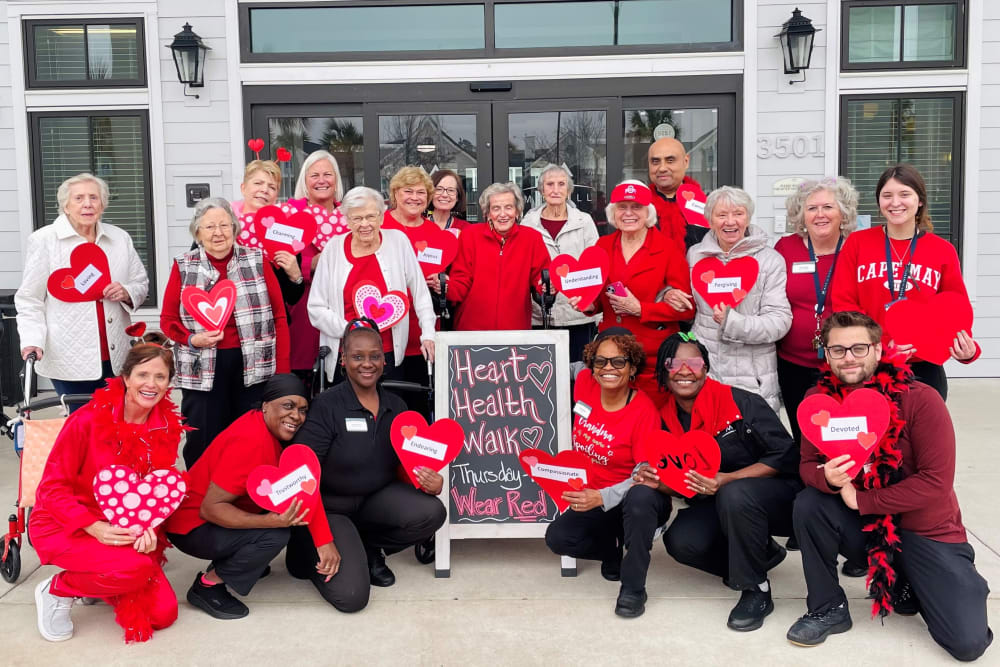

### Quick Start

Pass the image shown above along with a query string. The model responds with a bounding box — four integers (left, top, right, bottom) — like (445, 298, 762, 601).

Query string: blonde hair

(293, 150, 344, 203)
(243, 160, 282, 190)
(388, 166, 434, 209)
(57, 173, 109, 215)
(785, 177, 859, 238)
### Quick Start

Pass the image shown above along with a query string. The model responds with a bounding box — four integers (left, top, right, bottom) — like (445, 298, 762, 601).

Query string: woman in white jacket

(16, 173, 149, 405)
(309, 186, 437, 381)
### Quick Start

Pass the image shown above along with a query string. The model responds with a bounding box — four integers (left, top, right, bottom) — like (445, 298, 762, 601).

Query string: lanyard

(884, 230, 921, 303)
(808, 235, 842, 318)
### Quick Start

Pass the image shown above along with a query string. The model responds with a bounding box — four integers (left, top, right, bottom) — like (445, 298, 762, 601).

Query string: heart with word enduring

(518, 448, 593, 513)
(93, 465, 186, 536)
(676, 183, 710, 228)
(691, 256, 759, 308)
(47, 243, 112, 303)
(352, 281, 409, 331)
(253, 204, 318, 258)
(885, 291, 974, 365)
(306, 205, 349, 252)
(797, 388, 891, 479)
(642, 430, 721, 499)
(247, 444, 322, 514)
(181, 279, 237, 331)
(413, 228, 459, 277)
(550, 245, 610, 311)
(389, 411, 464, 489)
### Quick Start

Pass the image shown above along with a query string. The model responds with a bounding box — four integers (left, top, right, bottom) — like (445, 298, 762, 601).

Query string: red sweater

(775, 234, 840, 368)
(650, 176, 700, 257)
(385, 214, 441, 355)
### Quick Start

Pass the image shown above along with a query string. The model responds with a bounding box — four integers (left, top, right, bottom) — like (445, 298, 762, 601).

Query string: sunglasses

(593, 356, 629, 369)
(664, 357, 706, 373)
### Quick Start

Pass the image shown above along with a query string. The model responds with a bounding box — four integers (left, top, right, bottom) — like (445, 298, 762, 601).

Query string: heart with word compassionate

(413, 228, 459, 276)
(252, 204, 318, 258)
(550, 245, 610, 311)
(518, 448, 593, 513)
(676, 182, 710, 228)
(352, 281, 409, 331)
(691, 256, 759, 308)
(181, 279, 237, 331)
(642, 430, 721, 499)
(247, 444, 322, 514)
(93, 466, 186, 536)
(47, 243, 112, 303)
(390, 411, 464, 489)
(797, 388, 891, 479)
(885, 291, 974, 365)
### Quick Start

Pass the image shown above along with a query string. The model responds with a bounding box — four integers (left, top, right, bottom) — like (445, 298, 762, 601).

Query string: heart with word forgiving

(885, 291, 974, 365)
(252, 204, 318, 258)
(691, 256, 759, 308)
(306, 205, 349, 252)
(93, 465, 186, 536)
(47, 243, 112, 302)
(247, 444, 322, 514)
(518, 448, 593, 513)
(413, 228, 460, 277)
(550, 245, 610, 311)
(181, 279, 237, 331)
(390, 411, 464, 489)
(642, 430, 721, 499)
(676, 182, 709, 228)
(351, 281, 409, 331)
(797, 388, 891, 480)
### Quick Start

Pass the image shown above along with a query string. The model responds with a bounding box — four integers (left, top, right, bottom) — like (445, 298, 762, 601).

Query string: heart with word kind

(352, 281, 409, 331)
(247, 444, 322, 514)
(518, 448, 593, 513)
(642, 430, 721, 498)
(253, 204, 318, 258)
(676, 183, 710, 228)
(47, 243, 112, 302)
(885, 291, 974, 365)
(390, 411, 464, 489)
(550, 246, 611, 311)
(413, 229, 460, 277)
(93, 466, 186, 536)
(691, 256, 759, 308)
(797, 388, 891, 479)
(182, 279, 237, 331)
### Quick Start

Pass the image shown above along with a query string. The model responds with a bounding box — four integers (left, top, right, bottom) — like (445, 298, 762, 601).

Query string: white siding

(0, 3, 20, 289)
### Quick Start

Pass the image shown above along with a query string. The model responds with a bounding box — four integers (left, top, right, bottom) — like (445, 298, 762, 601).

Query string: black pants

(545, 504, 624, 566)
(910, 360, 948, 401)
(168, 523, 289, 596)
(793, 487, 992, 661)
(181, 348, 266, 468)
(620, 485, 673, 594)
(285, 481, 445, 613)
(399, 353, 432, 418)
(776, 356, 821, 443)
(664, 477, 801, 590)
(50, 360, 115, 414)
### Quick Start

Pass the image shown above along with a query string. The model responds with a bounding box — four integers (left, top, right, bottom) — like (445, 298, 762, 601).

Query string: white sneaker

(34, 575, 74, 642)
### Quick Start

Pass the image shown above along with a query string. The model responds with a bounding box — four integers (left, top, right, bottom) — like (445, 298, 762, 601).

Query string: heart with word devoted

(253, 204, 318, 258)
(518, 448, 593, 513)
(691, 256, 759, 308)
(247, 444, 322, 514)
(46, 243, 112, 303)
(797, 388, 891, 480)
(181, 280, 237, 331)
(550, 245, 610, 311)
(352, 281, 409, 331)
(885, 291, 974, 365)
(93, 465, 186, 536)
(413, 228, 460, 276)
(389, 411, 464, 489)
(676, 182, 710, 228)
(642, 430, 721, 499)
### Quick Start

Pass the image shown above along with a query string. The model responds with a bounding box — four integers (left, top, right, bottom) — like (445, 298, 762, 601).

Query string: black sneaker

(842, 560, 867, 578)
(765, 538, 788, 572)
(186, 573, 249, 620)
(727, 587, 774, 632)
(785, 535, 800, 551)
(368, 549, 396, 587)
(601, 545, 623, 582)
(893, 581, 920, 616)
(614, 588, 647, 618)
(259, 565, 271, 580)
(787, 603, 853, 647)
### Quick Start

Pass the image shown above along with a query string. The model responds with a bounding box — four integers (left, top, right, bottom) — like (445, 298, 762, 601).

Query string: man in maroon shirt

(647, 137, 708, 254)
(787, 311, 992, 661)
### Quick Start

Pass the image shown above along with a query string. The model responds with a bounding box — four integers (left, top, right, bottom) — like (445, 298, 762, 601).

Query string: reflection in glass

(623, 108, 718, 191)
(87, 25, 139, 80)
(33, 25, 87, 81)
(903, 5, 955, 62)
(268, 117, 364, 201)
(848, 6, 902, 63)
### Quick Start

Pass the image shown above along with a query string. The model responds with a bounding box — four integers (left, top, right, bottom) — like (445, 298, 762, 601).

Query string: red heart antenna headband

(247, 138, 291, 163)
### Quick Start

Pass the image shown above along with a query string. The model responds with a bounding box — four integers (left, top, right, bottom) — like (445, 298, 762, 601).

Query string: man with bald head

(647, 137, 709, 254)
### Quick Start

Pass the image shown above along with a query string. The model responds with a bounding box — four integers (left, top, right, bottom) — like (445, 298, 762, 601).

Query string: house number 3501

(757, 135, 824, 159)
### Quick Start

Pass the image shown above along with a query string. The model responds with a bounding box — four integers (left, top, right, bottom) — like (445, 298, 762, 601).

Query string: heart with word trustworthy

(550, 245, 610, 311)
(885, 291, 974, 365)
(247, 444, 322, 514)
(691, 256, 759, 308)
(797, 388, 891, 479)
(676, 182, 709, 228)
(93, 466, 186, 535)
(389, 411, 464, 489)
(181, 279, 237, 331)
(413, 228, 459, 277)
(518, 448, 593, 513)
(642, 430, 721, 499)
(352, 281, 409, 331)
(47, 243, 112, 303)
(252, 204, 317, 258)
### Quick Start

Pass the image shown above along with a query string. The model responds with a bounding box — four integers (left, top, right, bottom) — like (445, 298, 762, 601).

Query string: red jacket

(650, 176, 705, 257)
(448, 223, 549, 330)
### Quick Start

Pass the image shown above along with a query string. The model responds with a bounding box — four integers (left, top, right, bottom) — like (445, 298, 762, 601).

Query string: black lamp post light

(776, 8, 819, 85)
(168, 23, 211, 98)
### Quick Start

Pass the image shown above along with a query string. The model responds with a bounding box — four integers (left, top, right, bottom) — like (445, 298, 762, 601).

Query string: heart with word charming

(352, 281, 409, 331)
(390, 411, 464, 489)
(676, 182, 710, 228)
(549, 245, 610, 311)
(47, 243, 112, 303)
(247, 444, 322, 514)
(518, 448, 593, 513)
(642, 430, 721, 499)
(885, 291, 974, 365)
(253, 205, 318, 258)
(797, 388, 891, 479)
(413, 228, 460, 276)
(181, 279, 237, 331)
(691, 256, 759, 308)
(93, 466, 186, 535)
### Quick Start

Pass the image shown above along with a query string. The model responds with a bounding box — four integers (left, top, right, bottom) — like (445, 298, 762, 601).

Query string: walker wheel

(414, 538, 435, 564)
(1, 540, 21, 583)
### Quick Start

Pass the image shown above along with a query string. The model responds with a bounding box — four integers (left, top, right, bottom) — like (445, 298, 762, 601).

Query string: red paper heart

(642, 430, 721, 498)
(676, 183, 709, 227)
(691, 256, 759, 308)
(549, 246, 611, 311)
(567, 477, 584, 491)
(415, 241, 428, 252)
(181, 279, 237, 331)
(518, 448, 594, 513)
(390, 412, 464, 488)
(251, 205, 318, 258)
(47, 243, 112, 302)
(412, 228, 459, 276)
(247, 138, 264, 154)
(125, 322, 146, 338)
(352, 281, 409, 330)
(93, 465, 186, 536)
(797, 388, 892, 479)
(884, 292, 974, 365)
(247, 444, 322, 514)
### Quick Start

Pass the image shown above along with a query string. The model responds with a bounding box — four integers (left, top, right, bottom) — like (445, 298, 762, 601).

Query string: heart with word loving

(253, 204, 318, 258)
(181, 279, 237, 331)
(797, 388, 891, 479)
(691, 256, 759, 308)
(390, 411, 464, 489)
(676, 183, 710, 228)
(47, 243, 112, 303)
(885, 291, 974, 365)
(518, 448, 593, 513)
(413, 228, 459, 276)
(550, 245, 610, 311)
(642, 430, 721, 499)
(351, 281, 409, 331)
(247, 444, 322, 514)
(93, 465, 186, 536)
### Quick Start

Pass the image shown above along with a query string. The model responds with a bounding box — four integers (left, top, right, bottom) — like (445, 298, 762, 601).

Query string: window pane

(618, 0, 731, 45)
(33, 25, 87, 81)
(903, 5, 956, 62)
(848, 6, 901, 63)
(86, 24, 140, 80)
(267, 117, 365, 201)
(623, 107, 719, 191)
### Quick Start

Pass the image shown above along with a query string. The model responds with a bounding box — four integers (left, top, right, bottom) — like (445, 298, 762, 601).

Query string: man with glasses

(787, 311, 992, 661)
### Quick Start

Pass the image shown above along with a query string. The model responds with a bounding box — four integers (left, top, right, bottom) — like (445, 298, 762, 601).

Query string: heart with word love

(93, 465, 186, 536)
(691, 256, 759, 308)
(181, 279, 237, 331)
(518, 448, 593, 513)
(390, 411, 464, 489)
(252, 204, 318, 258)
(247, 445, 322, 514)
(47, 243, 112, 303)
(797, 388, 891, 479)
(676, 183, 709, 228)
(642, 430, 721, 498)
(413, 228, 459, 276)
(550, 245, 610, 311)
(885, 291, 974, 365)
(352, 281, 409, 331)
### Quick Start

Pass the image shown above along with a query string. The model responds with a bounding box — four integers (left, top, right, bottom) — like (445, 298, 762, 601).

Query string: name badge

(791, 261, 816, 274)
(345, 418, 368, 432)
(573, 401, 592, 420)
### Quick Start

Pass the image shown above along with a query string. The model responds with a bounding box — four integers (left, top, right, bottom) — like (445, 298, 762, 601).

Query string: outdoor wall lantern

(168, 23, 211, 98)
(776, 8, 819, 84)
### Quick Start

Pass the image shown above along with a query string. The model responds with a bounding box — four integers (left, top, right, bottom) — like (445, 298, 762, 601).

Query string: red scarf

(659, 377, 742, 436)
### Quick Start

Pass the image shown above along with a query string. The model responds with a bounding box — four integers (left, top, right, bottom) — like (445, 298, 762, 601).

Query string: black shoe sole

(614, 591, 647, 618)
(727, 599, 774, 632)
(787, 619, 853, 646)
(369, 573, 396, 587)
(186, 588, 249, 620)
(601, 568, 621, 582)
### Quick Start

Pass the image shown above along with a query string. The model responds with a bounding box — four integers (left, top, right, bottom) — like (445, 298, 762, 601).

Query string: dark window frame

(841, 0, 967, 72)
(23, 17, 147, 89)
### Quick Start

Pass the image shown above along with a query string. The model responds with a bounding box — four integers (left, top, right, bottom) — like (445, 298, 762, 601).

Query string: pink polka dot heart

(93, 465, 187, 536)
(306, 205, 348, 251)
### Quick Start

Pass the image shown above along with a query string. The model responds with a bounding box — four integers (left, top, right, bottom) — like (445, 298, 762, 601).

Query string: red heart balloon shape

(412, 227, 459, 276)
(642, 430, 721, 498)
(797, 388, 891, 479)
(247, 444, 322, 514)
(885, 292, 974, 365)
(46, 243, 112, 302)
(247, 138, 265, 153)
(352, 281, 409, 331)
(252, 205, 317, 258)
(93, 465, 186, 536)
(307, 206, 349, 251)
(181, 279, 237, 331)
(676, 183, 709, 227)
(549, 246, 611, 311)
(691, 256, 759, 308)
(518, 448, 594, 513)
(390, 411, 464, 488)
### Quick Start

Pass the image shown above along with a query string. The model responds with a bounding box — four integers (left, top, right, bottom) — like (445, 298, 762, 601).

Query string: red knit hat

(610, 182, 652, 206)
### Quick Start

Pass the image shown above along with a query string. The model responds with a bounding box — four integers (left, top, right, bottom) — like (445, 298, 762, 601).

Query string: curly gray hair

(189, 197, 239, 240)
(784, 177, 859, 238)
(704, 186, 755, 222)
(57, 173, 110, 215)
(341, 186, 386, 216)
(479, 182, 525, 220)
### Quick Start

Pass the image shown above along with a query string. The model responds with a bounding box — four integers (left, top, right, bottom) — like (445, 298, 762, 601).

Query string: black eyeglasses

(593, 356, 629, 369)
(824, 343, 874, 359)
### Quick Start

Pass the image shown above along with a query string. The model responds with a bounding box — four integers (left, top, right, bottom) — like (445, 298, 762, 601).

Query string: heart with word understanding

(93, 466, 186, 536)
(691, 256, 759, 308)
(389, 411, 464, 488)
(642, 430, 721, 499)
(47, 243, 112, 303)
(181, 279, 237, 331)
(247, 444, 322, 514)
(518, 448, 593, 513)
(352, 281, 409, 331)
(885, 291, 974, 365)
(413, 229, 459, 277)
(550, 245, 610, 311)
(254, 204, 318, 258)
(676, 182, 709, 228)
(797, 388, 891, 480)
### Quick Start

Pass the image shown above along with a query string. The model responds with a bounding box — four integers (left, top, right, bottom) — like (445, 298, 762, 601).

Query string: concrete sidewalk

(1, 380, 996, 666)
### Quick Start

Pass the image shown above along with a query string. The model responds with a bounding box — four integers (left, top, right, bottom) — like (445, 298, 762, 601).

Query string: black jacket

(710, 387, 799, 477)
